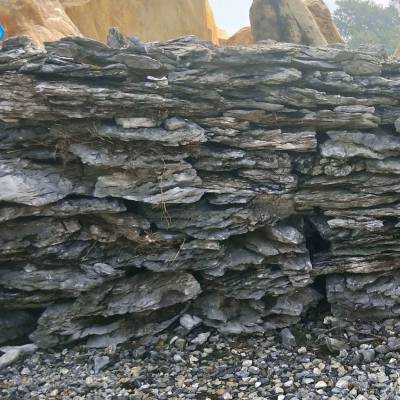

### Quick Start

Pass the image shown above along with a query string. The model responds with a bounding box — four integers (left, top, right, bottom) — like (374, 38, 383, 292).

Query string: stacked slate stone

(1, 32, 400, 348)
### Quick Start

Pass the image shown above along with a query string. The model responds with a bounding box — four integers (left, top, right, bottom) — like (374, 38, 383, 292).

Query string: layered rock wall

(1, 33, 399, 348)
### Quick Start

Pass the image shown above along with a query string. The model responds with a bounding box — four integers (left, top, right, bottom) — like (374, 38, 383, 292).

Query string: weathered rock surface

(223, 27, 254, 47)
(0, 0, 219, 47)
(249, 0, 343, 47)
(64, 0, 220, 44)
(250, 0, 328, 46)
(1, 32, 400, 347)
(226, 0, 342, 47)
(304, 0, 344, 44)
(0, 0, 82, 47)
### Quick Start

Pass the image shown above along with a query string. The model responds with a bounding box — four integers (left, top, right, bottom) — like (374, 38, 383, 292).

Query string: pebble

(174, 338, 186, 351)
(281, 328, 296, 349)
(94, 356, 110, 374)
(297, 347, 307, 354)
(375, 344, 388, 354)
(191, 332, 210, 346)
(173, 354, 183, 363)
(360, 349, 375, 363)
(388, 337, 400, 351)
(325, 337, 347, 353)
(242, 360, 253, 368)
(179, 314, 202, 331)
(335, 378, 350, 389)
(1, 319, 400, 400)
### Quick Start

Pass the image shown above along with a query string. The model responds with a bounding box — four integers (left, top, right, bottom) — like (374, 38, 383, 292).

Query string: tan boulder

(223, 27, 254, 47)
(304, 0, 344, 43)
(250, 0, 328, 46)
(0, 0, 82, 47)
(64, 0, 220, 44)
(218, 28, 230, 42)
(0, 0, 219, 47)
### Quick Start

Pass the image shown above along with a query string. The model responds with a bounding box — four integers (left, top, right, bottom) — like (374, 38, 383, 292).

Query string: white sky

(209, 0, 391, 35)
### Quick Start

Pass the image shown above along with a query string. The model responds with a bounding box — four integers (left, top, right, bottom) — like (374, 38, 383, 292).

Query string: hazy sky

(209, 0, 391, 35)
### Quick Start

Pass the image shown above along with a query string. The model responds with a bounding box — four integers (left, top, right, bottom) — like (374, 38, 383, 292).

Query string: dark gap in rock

(313, 275, 327, 298)
(268, 263, 284, 274)
(382, 216, 398, 228)
(0, 200, 23, 208)
(149, 222, 159, 234)
(124, 267, 147, 278)
(316, 131, 330, 145)
(304, 217, 331, 259)
(306, 276, 331, 321)
(20, 157, 62, 166)
(263, 294, 278, 310)
(34, 72, 129, 86)
(191, 271, 206, 286)
(0, 308, 44, 346)
(122, 199, 142, 213)
(301, 218, 333, 320)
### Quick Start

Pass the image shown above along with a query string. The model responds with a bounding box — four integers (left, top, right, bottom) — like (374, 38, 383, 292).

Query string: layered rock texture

(0, 0, 219, 47)
(249, 0, 343, 46)
(0, 32, 399, 348)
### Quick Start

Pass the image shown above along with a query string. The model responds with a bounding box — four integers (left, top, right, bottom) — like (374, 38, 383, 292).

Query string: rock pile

(0, 32, 400, 349)
(3, 319, 400, 399)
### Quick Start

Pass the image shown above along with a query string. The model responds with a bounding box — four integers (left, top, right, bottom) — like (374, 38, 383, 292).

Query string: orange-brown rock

(0, 0, 219, 47)
(64, 0, 220, 44)
(224, 27, 254, 47)
(218, 28, 230, 43)
(0, 0, 82, 47)
(304, 0, 344, 44)
(250, 0, 328, 46)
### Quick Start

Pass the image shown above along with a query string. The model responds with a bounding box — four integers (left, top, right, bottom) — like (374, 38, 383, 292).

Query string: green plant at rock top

(334, 0, 400, 53)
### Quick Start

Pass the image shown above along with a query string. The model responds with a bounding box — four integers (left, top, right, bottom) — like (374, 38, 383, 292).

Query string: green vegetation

(334, 0, 400, 53)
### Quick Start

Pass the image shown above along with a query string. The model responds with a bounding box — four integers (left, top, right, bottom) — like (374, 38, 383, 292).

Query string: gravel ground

(1, 315, 400, 400)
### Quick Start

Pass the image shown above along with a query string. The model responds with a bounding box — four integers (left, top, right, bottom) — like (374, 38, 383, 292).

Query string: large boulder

(63, 0, 219, 44)
(0, 0, 219, 47)
(222, 0, 342, 48)
(0, 0, 82, 46)
(304, 0, 344, 44)
(250, 0, 328, 46)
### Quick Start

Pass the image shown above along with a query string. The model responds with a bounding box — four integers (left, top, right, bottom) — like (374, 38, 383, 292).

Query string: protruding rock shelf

(1, 32, 400, 348)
